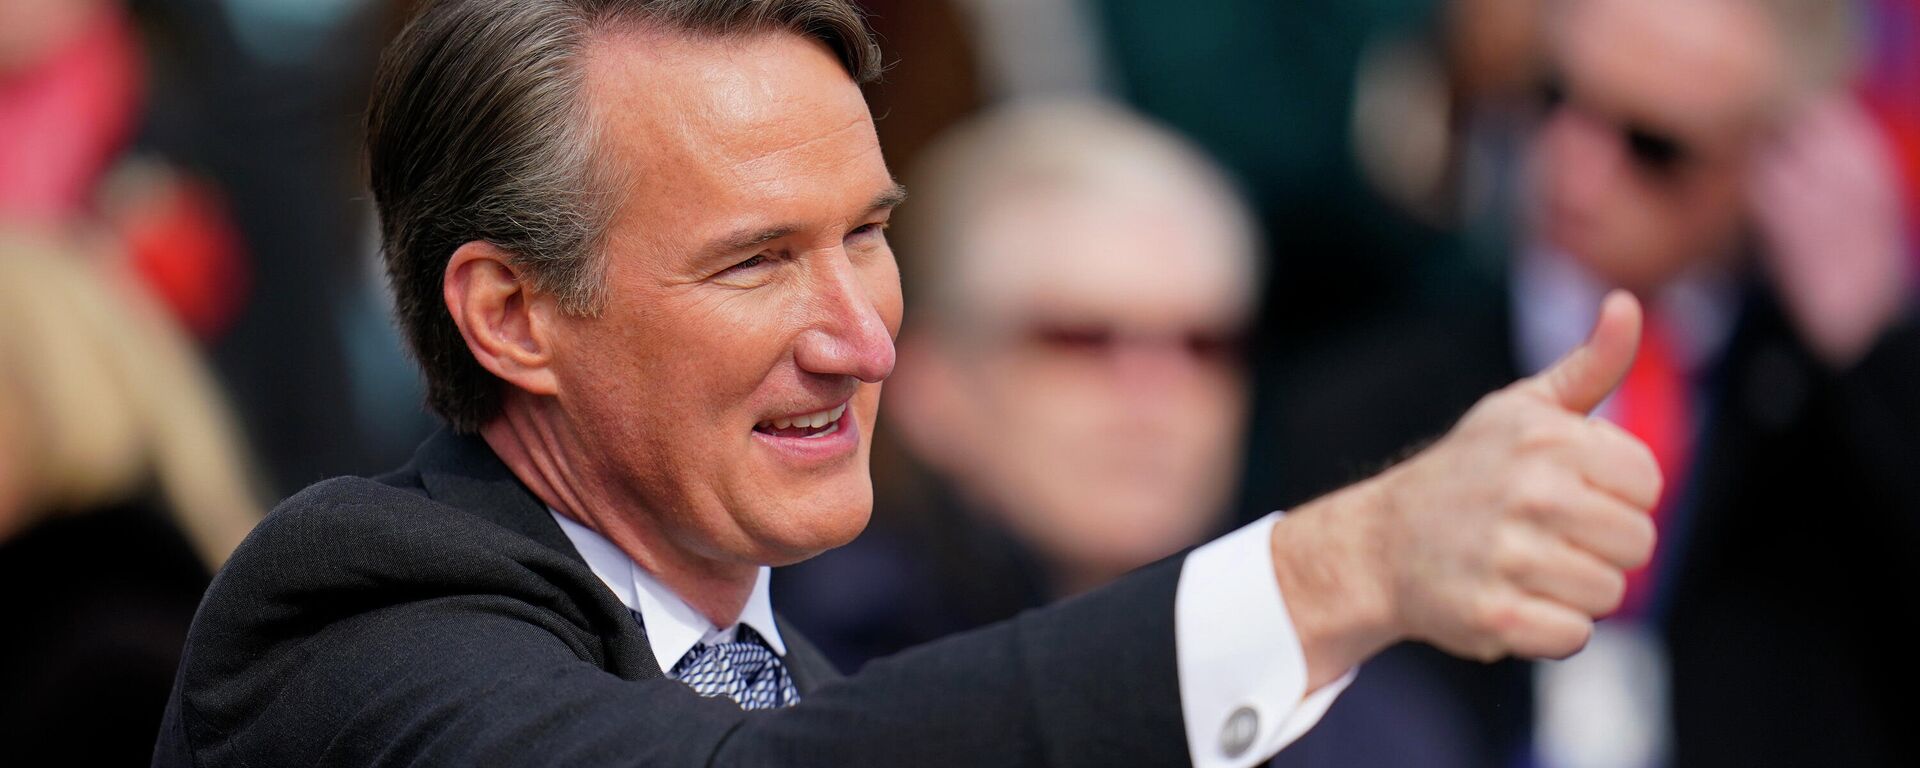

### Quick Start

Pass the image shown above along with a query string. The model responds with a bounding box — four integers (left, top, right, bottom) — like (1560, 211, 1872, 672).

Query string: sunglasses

(1538, 76, 1694, 179)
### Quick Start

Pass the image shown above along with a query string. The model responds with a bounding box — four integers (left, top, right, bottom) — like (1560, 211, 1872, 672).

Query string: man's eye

(849, 222, 889, 239)
(724, 253, 769, 274)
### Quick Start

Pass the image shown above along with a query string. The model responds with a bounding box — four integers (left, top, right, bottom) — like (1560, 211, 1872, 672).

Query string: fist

(1373, 291, 1661, 661)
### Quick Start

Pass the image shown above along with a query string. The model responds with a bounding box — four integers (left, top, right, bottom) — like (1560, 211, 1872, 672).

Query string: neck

(479, 394, 758, 628)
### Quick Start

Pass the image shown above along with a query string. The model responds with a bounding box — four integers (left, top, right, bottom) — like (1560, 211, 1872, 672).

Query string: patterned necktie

(661, 621, 800, 710)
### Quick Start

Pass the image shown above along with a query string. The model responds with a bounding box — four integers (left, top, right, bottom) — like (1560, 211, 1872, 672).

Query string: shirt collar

(548, 509, 787, 667)
(1512, 246, 1740, 384)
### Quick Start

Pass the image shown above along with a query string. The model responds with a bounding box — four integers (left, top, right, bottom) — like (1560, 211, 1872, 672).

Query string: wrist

(1270, 478, 1402, 690)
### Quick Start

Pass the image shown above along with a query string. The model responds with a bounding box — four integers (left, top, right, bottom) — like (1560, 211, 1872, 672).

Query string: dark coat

(2, 497, 210, 767)
(153, 428, 1192, 767)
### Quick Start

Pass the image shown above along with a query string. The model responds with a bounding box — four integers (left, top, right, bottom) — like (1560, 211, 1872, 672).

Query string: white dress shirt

(552, 509, 1350, 768)
(551, 511, 786, 668)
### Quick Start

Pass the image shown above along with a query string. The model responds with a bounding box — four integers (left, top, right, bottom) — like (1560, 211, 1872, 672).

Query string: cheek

(853, 381, 885, 439)
(1182, 374, 1251, 448)
(591, 295, 785, 406)
(1674, 175, 1748, 243)
(554, 300, 787, 496)
(857, 246, 903, 325)
(1534, 121, 1590, 197)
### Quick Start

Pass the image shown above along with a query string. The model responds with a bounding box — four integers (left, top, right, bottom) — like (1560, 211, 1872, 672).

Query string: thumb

(1527, 290, 1643, 413)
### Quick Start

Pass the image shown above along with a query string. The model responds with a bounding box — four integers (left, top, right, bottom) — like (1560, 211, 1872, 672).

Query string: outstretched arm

(1273, 291, 1659, 689)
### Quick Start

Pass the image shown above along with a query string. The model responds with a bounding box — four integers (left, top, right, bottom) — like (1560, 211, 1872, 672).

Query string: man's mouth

(753, 403, 848, 439)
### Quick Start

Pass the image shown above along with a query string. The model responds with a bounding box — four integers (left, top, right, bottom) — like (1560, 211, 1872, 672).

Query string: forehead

(956, 186, 1257, 327)
(580, 27, 889, 249)
(1556, 0, 1783, 134)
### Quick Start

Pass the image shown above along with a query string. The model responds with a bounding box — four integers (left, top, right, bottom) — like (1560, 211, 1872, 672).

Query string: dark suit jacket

(1245, 279, 1920, 767)
(154, 429, 1192, 767)
(2, 497, 211, 767)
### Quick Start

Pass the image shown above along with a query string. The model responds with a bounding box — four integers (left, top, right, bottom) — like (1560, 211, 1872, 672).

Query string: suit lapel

(410, 429, 668, 679)
(409, 428, 843, 692)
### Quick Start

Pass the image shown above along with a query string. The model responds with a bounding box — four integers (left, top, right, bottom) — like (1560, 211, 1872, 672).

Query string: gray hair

(366, 0, 881, 432)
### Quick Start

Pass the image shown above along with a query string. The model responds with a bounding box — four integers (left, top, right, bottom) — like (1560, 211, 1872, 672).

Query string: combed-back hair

(366, 0, 882, 432)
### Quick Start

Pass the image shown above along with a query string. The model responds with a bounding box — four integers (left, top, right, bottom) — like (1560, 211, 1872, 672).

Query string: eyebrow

(696, 183, 909, 262)
(868, 183, 910, 214)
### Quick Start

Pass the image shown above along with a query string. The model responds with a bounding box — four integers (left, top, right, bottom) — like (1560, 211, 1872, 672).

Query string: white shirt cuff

(1176, 512, 1356, 768)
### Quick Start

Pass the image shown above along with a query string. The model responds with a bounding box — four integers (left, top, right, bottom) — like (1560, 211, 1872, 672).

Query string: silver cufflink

(1220, 705, 1259, 758)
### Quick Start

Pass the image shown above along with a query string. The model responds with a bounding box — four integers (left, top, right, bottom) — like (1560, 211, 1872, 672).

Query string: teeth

(759, 403, 849, 433)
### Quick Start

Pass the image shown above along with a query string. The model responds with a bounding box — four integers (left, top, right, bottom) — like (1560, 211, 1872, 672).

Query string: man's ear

(444, 241, 560, 397)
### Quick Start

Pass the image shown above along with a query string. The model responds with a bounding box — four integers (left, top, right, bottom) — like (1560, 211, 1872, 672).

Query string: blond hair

(0, 239, 261, 569)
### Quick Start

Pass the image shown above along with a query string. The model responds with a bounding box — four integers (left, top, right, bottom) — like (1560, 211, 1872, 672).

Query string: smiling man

(470, 25, 910, 633)
(153, 2, 1663, 767)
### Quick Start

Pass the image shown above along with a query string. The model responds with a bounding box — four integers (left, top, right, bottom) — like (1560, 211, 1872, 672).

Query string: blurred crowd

(3, 0, 1917, 765)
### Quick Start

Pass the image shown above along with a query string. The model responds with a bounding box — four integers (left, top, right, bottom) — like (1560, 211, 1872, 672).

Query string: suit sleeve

(162, 487, 1193, 768)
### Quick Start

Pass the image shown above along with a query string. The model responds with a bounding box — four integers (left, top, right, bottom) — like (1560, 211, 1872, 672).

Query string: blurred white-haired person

(775, 99, 1476, 767)
(0, 241, 262, 766)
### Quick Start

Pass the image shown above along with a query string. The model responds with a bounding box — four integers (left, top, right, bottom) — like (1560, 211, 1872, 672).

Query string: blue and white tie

(662, 622, 799, 710)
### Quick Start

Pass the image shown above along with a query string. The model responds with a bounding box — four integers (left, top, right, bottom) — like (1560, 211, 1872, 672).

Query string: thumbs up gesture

(1275, 292, 1662, 685)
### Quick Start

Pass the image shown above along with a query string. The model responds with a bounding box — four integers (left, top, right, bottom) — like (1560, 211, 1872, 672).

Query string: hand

(1751, 95, 1915, 369)
(1274, 292, 1661, 688)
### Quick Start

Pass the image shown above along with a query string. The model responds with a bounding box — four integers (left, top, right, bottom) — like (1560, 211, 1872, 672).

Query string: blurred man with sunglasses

(1252, 0, 1920, 765)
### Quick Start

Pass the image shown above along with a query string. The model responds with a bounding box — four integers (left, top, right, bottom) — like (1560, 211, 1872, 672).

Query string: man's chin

(1568, 247, 1693, 294)
(748, 491, 874, 566)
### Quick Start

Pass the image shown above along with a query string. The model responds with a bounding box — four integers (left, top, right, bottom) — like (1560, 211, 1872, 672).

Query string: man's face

(548, 30, 902, 568)
(1532, 0, 1782, 289)
(903, 187, 1253, 581)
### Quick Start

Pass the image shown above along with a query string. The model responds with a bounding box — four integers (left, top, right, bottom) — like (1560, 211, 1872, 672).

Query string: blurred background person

(1248, 0, 1920, 765)
(0, 0, 430, 496)
(775, 99, 1481, 768)
(0, 0, 248, 339)
(0, 243, 263, 765)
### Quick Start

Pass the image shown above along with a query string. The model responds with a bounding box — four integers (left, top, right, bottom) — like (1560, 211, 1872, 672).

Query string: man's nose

(793, 256, 896, 383)
(1549, 109, 1627, 204)
(1108, 338, 1218, 398)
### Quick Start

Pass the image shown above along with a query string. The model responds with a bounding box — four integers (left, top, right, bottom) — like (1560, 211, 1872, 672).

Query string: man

(775, 99, 1479, 766)
(1250, 0, 1920, 765)
(154, 2, 1661, 766)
